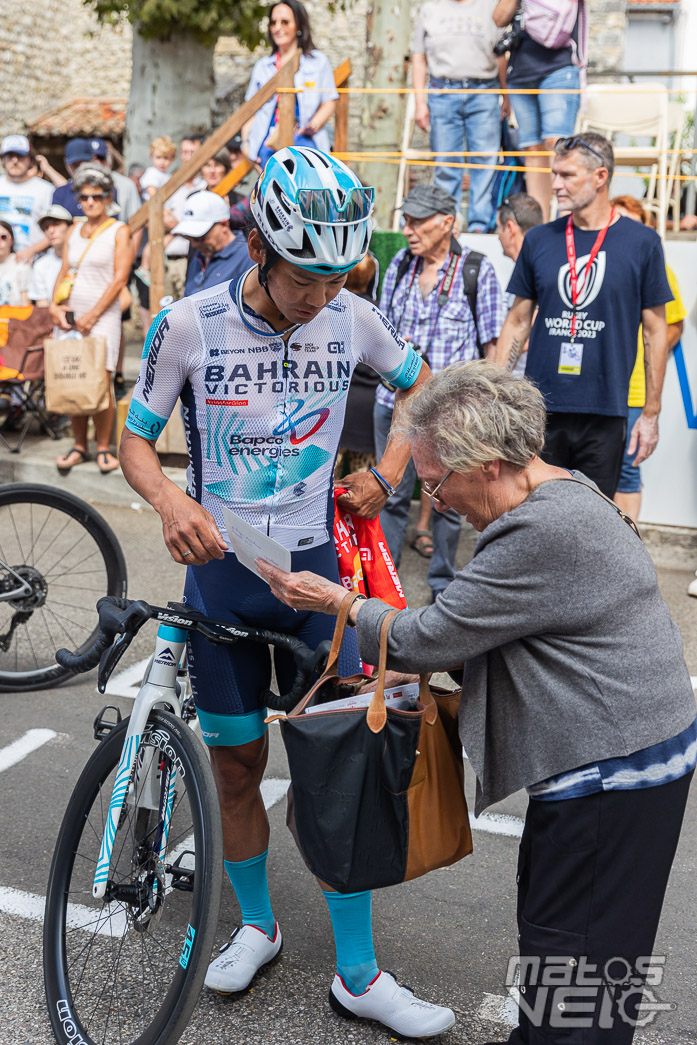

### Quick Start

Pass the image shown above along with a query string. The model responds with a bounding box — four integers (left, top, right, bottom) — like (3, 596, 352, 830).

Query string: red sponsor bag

(333, 489, 407, 671)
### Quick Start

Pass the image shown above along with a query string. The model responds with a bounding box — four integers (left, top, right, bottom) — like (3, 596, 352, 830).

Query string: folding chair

(0, 305, 62, 453)
(578, 84, 670, 237)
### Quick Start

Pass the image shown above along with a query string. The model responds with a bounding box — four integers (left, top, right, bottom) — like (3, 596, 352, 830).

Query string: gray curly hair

(72, 165, 113, 195)
(399, 360, 547, 471)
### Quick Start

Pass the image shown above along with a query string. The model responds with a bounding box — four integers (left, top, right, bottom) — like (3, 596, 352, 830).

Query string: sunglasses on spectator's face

(2, 153, 26, 161)
(555, 136, 606, 166)
(78, 193, 107, 202)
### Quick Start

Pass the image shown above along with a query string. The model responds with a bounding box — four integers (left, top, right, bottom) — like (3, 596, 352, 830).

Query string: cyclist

(120, 147, 455, 1038)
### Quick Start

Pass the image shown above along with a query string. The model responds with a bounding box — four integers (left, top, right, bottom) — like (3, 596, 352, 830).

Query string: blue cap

(89, 138, 109, 159)
(64, 138, 94, 165)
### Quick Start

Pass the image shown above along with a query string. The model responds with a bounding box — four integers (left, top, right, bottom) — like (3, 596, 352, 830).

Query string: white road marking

(0, 886, 126, 937)
(469, 812, 524, 838)
(103, 656, 151, 699)
(0, 729, 57, 773)
(476, 990, 519, 1027)
(0, 777, 289, 932)
(261, 777, 289, 810)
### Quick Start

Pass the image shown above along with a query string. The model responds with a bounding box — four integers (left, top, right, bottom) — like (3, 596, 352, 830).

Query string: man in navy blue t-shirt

(492, 133, 671, 497)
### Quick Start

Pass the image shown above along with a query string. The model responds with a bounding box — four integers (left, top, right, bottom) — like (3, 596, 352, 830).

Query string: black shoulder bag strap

(561, 476, 642, 540)
(461, 249, 485, 357)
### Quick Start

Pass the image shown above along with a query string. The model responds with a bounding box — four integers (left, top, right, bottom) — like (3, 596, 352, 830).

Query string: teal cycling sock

(323, 889, 379, 994)
(224, 850, 276, 937)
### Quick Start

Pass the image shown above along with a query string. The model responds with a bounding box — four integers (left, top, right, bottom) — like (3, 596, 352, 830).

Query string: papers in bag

(222, 508, 291, 582)
(304, 682, 420, 715)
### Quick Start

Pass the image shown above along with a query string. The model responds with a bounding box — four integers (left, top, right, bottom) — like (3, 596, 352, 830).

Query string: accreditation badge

(558, 341, 583, 376)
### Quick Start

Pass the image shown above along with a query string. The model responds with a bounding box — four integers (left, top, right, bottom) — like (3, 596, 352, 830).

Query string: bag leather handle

(324, 591, 364, 678)
(366, 608, 400, 733)
(366, 611, 438, 732)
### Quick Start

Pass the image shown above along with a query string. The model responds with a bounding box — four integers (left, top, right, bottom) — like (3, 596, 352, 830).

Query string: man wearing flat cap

(374, 183, 505, 600)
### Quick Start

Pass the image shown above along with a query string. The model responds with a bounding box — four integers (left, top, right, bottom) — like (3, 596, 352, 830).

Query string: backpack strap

(462, 250, 484, 357)
(386, 250, 416, 317)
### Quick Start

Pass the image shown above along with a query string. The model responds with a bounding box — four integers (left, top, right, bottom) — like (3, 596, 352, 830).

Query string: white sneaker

(329, 970, 456, 1038)
(688, 574, 697, 597)
(204, 922, 282, 993)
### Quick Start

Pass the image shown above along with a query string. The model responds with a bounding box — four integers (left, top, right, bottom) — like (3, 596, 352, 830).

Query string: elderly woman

(259, 361, 696, 1045)
(50, 166, 131, 473)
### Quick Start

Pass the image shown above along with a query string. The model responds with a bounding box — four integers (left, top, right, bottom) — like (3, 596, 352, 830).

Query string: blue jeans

(373, 402, 461, 595)
(429, 77, 501, 230)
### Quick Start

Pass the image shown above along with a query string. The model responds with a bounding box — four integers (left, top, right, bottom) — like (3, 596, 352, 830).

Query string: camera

(494, 11, 523, 57)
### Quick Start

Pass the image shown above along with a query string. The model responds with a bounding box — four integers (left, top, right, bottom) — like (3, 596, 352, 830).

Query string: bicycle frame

(92, 623, 188, 900)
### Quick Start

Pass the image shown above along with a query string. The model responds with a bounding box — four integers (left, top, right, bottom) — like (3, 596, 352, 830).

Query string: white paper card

(304, 682, 421, 715)
(222, 507, 291, 582)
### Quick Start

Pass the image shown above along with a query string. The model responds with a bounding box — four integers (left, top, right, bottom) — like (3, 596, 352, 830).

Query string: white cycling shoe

(204, 922, 282, 993)
(329, 970, 456, 1039)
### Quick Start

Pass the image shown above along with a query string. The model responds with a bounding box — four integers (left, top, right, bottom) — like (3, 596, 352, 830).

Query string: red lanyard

(565, 210, 614, 339)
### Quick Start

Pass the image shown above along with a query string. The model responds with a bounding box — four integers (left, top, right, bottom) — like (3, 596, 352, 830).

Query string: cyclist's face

(269, 260, 349, 324)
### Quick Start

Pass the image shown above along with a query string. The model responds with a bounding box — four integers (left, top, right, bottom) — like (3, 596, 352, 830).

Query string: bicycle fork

(92, 625, 188, 900)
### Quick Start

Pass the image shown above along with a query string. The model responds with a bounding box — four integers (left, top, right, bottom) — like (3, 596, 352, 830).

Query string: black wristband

(346, 593, 368, 626)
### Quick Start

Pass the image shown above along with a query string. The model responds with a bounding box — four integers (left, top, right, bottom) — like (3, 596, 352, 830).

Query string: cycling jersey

(126, 268, 422, 551)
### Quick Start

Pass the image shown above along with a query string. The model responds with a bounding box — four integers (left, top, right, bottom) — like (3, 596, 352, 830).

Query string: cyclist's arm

(338, 300, 433, 517)
(338, 359, 432, 518)
(120, 303, 228, 565)
(120, 429, 228, 565)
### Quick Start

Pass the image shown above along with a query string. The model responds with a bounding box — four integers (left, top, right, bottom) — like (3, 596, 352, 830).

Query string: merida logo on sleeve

(143, 315, 170, 403)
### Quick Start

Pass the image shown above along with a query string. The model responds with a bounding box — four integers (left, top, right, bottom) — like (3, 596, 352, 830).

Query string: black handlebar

(56, 596, 329, 711)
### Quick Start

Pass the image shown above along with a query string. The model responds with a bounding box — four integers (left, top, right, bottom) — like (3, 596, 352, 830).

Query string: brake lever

(97, 631, 134, 693)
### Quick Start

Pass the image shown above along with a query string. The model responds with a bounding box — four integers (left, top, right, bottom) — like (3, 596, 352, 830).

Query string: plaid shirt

(375, 246, 506, 409)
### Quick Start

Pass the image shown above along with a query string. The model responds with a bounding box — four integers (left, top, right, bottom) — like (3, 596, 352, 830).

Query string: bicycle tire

(43, 710, 223, 1045)
(0, 483, 127, 692)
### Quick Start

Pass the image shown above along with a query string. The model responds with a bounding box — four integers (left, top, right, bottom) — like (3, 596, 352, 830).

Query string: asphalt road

(1, 502, 695, 1045)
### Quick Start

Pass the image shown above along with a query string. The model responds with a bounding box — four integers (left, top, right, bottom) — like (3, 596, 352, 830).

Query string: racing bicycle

(0, 483, 127, 692)
(43, 594, 330, 1045)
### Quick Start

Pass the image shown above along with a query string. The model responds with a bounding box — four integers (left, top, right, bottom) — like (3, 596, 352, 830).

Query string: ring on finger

(182, 549, 194, 557)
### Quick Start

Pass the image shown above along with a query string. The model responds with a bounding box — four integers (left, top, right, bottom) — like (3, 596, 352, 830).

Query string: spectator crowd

(0, 0, 692, 546)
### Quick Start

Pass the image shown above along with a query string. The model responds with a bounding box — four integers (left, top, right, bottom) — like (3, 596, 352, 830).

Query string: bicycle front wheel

(0, 483, 127, 692)
(44, 710, 223, 1045)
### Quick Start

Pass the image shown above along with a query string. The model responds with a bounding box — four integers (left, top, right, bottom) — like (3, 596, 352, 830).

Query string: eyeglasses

(421, 469, 453, 504)
(78, 193, 107, 202)
(294, 186, 374, 226)
(2, 152, 26, 161)
(554, 136, 607, 166)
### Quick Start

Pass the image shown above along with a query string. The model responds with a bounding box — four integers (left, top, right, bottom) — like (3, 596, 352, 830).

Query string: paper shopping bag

(44, 336, 111, 416)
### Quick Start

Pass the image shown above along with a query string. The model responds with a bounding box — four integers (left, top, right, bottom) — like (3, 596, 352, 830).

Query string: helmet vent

(312, 151, 331, 169)
(282, 157, 296, 173)
(265, 203, 283, 233)
(287, 229, 316, 259)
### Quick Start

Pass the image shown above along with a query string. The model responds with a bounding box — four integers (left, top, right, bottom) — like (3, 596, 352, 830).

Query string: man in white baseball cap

(172, 190, 250, 296)
(0, 134, 53, 261)
(30, 205, 74, 306)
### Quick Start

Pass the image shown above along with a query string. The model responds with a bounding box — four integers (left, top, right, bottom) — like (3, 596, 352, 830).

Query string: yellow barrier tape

(333, 154, 697, 181)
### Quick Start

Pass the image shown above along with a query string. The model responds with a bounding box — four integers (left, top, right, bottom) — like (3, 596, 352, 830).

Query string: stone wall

(0, 0, 627, 146)
(0, 0, 132, 134)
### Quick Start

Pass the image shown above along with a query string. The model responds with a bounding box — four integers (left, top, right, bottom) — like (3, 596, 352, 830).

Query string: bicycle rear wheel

(44, 710, 223, 1045)
(0, 483, 127, 691)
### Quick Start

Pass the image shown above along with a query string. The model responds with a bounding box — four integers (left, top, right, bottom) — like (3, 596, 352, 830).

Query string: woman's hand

(50, 303, 73, 330)
(75, 310, 98, 336)
(256, 561, 347, 615)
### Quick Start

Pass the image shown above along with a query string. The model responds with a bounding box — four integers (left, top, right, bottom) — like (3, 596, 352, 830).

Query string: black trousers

(507, 772, 693, 1045)
(541, 413, 627, 498)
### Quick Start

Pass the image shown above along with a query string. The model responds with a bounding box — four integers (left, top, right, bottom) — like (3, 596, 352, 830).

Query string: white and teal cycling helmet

(250, 146, 374, 274)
